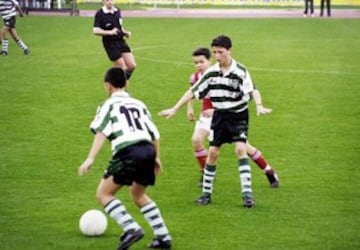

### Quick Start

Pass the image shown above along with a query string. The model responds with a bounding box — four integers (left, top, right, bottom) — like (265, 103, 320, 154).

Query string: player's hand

(154, 157, 163, 175)
(78, 158, 94, 176)
(158, 108, 177, 119)
(109, 28, 119, 35)
(187, 109, 196, 121)
(256, 105, 272, 116)
(123, 30, 131, 38)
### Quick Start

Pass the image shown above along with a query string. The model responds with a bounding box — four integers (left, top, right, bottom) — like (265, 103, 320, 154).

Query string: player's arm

(251, 89, 272, 116)
(152, 139, 162, 175)
(78, 132, 107, 176)
(93, 27, 118, 36)
(119, 18, 131, 38)
(12, 0, 24, 17)
(158, 89, 194, 119)
(187, 98, 196, 121)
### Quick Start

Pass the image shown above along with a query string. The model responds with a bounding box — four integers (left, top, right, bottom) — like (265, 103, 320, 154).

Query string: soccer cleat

(24, 49, 30, 55)
(196, 194, 211, 205)
(0, 50, 8, 56)
(118, 228, 144, 250)
(242, 193, 255, 208)
(148, 237, 172, 249)
(265, 170, 279, 188)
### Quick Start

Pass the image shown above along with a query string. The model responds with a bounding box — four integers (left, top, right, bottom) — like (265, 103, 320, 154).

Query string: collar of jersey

(214, 59, 236, 76)
(102, 6, 118, 14)
(111, 90, 130, 98)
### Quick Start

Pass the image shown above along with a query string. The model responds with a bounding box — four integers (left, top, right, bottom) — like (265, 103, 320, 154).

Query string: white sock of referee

(104, 199, 141, 232)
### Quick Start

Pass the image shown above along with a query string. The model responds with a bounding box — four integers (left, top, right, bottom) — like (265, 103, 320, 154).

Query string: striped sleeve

(89, 102, 112, 137)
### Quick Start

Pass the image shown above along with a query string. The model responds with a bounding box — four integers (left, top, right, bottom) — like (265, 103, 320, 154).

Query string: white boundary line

(135, 55, 360, 76)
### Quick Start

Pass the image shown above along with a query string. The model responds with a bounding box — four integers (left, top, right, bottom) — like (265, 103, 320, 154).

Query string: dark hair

(211, 35, 232, 49)
(104, 67, 127, 88)
(192, 47, 211, 60)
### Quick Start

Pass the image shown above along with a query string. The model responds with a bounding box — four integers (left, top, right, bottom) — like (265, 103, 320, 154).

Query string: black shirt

(93, 6, 124, 42)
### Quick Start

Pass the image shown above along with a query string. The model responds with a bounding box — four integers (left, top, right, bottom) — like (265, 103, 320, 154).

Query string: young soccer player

(159, 35, 272, 208)
(93, 0, 136, 79)
(187, 47, 279, 188)
(0, 0, 30, 55)
(78, 67, 171, 249)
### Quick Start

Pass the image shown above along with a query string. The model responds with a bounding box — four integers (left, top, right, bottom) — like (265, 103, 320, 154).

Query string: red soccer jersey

(190, 71, 213, 112)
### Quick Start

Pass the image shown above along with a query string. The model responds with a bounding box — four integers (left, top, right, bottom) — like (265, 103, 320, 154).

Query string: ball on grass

(79, 209, 107, 236)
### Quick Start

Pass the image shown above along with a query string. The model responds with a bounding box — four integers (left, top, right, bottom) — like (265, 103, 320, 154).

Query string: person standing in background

(320, 0, 331, 17)
(303, 0, 314, 17)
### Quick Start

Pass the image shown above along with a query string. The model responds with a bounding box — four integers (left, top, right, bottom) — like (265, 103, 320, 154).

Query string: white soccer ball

(79, 209, 108, 236)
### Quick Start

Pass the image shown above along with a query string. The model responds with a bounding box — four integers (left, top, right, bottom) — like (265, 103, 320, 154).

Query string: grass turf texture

(0, 16, 359, 249)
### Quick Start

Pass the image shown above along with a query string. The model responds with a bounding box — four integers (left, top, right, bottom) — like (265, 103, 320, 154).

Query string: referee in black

(93, 0, 136, 80)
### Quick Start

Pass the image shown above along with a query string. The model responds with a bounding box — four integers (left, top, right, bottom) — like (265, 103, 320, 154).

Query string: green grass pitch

(0, 15, 359, 249)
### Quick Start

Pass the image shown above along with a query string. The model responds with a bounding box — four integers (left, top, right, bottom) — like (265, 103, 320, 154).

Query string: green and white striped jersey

(90, 91, 160, 155)
(191, 59, 254, 113)
(0, 0, 18, 20)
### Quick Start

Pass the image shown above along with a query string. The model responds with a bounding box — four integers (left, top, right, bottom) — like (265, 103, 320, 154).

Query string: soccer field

(0, 16, 359, 250)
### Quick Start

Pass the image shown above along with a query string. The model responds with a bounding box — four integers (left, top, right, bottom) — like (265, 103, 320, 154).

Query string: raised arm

(158, 89, 195, 119)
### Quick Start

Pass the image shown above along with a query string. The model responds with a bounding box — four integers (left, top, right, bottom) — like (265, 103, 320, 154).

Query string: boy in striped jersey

(78, 67, 171, 249)
(188, 47, 279, 189)
(0, 0, 29, 55)
(159, 35, 272, 208)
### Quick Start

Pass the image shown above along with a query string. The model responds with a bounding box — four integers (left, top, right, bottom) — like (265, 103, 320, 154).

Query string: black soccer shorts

(103, 39, 131, 61)
(210, 109, 249, 147)
(104, 141, 156, 186)
(3, 17, 16, 28)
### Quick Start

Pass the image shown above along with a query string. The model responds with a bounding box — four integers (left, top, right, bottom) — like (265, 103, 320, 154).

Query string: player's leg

(196, 145, 219, 205)
(97, 177, 142, 233)
(121, 52, 136, 80)
(131, 183, 172, 249)
(320, 0, 324, 16)
(235, 141, 255, 208)
(1, 25, 10, 55)
(113, 57, 126, 69)
(247, 142, 279, 187)
(9, 28, 30, 54)
(97, 172, 143, 250)
(196, 112, 223, 205)
(192, 128, 208, 171)
(304, 0, 309, 16)
(326, 0, 331, 16)
(191, 118, 210, 187)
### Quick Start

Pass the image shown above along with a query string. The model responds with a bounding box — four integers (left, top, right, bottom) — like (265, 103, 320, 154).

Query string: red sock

(195, 149, 207, 171)
(249, 150, 268, 170)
